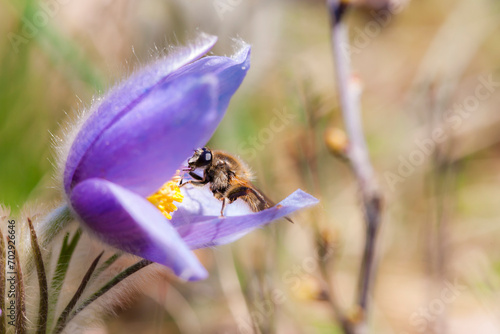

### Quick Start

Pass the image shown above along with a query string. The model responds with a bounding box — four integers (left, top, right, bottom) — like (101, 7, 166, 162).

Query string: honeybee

(180, 147, 291, 221)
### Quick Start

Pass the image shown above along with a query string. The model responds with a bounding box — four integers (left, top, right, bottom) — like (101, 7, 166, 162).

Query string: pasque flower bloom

(63, 34, 318, 281)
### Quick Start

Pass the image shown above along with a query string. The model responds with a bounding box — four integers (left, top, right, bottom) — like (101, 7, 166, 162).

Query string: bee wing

(246, 183, 276, 211)
(225, 178, 272, 210)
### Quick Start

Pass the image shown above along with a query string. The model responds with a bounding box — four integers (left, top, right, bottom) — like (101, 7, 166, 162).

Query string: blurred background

(1, 0, 500, 333)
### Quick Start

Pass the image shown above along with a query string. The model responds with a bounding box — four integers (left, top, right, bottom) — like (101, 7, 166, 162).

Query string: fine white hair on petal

(230, 37, 250, 60)
(52, 104, 94, 202)
(53, 33, 219, 197)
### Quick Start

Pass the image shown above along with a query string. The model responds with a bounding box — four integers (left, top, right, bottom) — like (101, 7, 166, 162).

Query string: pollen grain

(147, 177, 183, 220)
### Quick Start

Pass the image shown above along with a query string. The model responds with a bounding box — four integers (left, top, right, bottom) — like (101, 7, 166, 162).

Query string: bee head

(187, 147, 213, 169)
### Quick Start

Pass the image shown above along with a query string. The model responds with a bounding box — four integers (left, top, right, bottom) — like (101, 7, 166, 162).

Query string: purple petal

(67, 45, 251, 197)
(70, 74, 218, 197)
(70, 178, 208, 281)
(64, 34, 217, 193)
(172, 189, 319, 249)
(167, 44, 251, 113)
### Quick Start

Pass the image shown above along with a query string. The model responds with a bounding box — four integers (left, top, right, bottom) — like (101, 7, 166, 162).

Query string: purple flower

(63, 34, 318, 281)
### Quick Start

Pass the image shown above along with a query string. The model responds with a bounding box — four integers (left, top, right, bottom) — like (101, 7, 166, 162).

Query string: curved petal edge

(70, 178, 208, 281)
(175, 189, 319, 249)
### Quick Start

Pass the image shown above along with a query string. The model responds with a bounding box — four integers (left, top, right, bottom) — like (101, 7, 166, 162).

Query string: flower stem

(40, 204, 74, 248)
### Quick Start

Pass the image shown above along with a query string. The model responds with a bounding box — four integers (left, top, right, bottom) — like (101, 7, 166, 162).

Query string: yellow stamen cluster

(147, 176, 184, 220)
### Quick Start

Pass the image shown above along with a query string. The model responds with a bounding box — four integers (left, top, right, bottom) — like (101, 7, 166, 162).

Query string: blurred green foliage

(0, 0, 104, 209)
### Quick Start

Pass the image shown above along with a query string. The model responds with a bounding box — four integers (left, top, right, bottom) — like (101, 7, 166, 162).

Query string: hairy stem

(40, 204, 74, 248)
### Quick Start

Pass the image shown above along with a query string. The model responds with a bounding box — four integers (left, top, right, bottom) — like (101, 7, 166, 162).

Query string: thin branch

(327, 0, 384, 327)
(28, 218, 49, 334)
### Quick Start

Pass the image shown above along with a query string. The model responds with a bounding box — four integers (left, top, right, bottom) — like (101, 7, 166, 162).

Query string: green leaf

(91, 252, 123, 281)
(47, 228, 81, 328)
(28, 218, 49, 334)
(54, 259, 152, 334)
(53, 252, 104, 334)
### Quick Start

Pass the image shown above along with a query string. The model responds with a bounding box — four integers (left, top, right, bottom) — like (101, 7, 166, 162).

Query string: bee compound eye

(204, 152, 212, 162)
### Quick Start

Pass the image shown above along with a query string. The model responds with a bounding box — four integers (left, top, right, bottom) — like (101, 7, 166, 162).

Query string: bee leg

(188, 171, 204, 180)
(179, 180, 207, 187)
(220, 198, 227, 217)
(179, 169, 196, 185)
(226, 187, 250, 203)
(224, 186, 261, 212)
(226, 186, 268, 211)
(179, 172, 207, 188)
